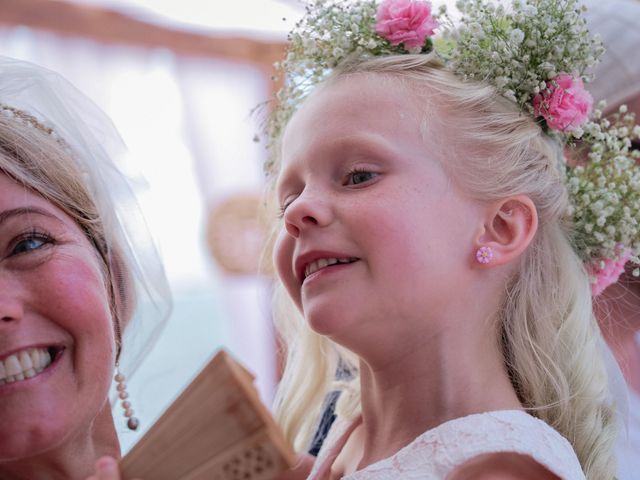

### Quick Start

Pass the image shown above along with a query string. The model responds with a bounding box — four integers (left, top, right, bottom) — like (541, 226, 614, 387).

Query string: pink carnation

(533, 73, 593, 132)
(588, 248, 632, 296)
(375, 0, 438, 50)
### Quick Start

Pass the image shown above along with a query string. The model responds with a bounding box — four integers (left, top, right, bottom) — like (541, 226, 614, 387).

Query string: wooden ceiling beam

(0, 0, 286, 69)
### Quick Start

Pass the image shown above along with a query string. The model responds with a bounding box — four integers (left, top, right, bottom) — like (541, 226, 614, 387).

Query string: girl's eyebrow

(0, 206, 62, 227)
(274, 168, 295, 200)
(276, 133, 401, 196)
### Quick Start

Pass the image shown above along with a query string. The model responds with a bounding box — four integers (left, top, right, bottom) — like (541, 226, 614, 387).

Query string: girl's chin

(304, 300, 369, 335)
(305, 313, 344, 337)
(306, 316, 360, 347)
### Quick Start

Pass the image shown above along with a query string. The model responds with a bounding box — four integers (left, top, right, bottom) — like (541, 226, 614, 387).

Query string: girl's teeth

(305, 257, 356, 278)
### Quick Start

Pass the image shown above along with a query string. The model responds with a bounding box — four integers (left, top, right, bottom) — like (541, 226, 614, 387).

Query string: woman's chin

(0, 423, 69, 463)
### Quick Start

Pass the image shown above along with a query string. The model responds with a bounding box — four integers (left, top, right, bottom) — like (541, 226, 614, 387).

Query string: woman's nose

(0, 275, 24, 323)
(283, 190, 333, 238)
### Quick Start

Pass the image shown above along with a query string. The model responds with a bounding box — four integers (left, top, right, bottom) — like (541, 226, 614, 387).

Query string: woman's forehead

(0, 172, 81, 235)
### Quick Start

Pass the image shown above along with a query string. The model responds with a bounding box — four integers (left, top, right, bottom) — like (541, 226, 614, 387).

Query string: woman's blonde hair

(266, 54, 618, 479)
(0, 110, 134, 349)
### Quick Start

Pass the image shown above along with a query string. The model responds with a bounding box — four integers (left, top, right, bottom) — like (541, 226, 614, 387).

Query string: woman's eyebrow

(0, 206, 61, 227)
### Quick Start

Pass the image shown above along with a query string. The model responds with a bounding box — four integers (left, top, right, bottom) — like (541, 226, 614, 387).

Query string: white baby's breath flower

(510, 28, 525, 45)
(503, 90, 517, 102)
(495, 76, 509, 88)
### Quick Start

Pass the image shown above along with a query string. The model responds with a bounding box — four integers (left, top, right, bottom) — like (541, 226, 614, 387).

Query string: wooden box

(120, 350, 295, 480)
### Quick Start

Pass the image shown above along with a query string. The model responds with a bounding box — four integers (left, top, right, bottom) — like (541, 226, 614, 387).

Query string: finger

(95, 456, 121, 480)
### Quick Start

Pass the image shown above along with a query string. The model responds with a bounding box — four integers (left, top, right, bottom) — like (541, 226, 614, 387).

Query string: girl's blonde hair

(267, 54, 617, 479)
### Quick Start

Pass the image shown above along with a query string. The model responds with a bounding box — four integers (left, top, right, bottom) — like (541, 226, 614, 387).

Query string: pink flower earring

(476, 246, 494, 264)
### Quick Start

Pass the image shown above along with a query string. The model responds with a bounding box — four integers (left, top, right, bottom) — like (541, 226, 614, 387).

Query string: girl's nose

(283, 190, 333, 238)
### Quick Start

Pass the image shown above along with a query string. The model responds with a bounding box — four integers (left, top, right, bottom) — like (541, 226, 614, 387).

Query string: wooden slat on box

(120, 350, 295, 480)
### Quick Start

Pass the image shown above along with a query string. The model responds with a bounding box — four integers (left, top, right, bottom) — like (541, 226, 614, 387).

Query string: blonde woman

(0, 56, 169, 479)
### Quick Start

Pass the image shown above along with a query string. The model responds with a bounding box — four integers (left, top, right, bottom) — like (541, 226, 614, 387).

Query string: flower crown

(268, 0, 640, 295)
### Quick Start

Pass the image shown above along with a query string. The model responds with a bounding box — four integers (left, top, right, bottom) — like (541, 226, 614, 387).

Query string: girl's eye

(277, 199, 294, 219)
(11, 234, 52, 256)
(347, 169, 377, 185)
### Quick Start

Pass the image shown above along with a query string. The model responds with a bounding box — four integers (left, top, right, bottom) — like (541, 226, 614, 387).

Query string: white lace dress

(616, 333, 640, 480)
(617, 376, 640, 480)
(308, 410, 585, 479)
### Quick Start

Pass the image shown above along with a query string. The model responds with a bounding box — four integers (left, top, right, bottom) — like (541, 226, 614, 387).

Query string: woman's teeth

(0, 347, 53, 385)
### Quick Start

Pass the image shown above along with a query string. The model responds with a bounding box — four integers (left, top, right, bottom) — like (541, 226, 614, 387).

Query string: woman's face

(0, 172, 115, 460)
(273, 75, 485, 353)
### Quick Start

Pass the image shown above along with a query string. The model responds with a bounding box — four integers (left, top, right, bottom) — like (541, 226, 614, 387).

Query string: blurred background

(0, 0, 302, 451)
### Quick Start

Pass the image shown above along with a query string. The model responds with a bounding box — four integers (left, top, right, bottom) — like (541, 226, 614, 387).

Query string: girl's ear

(475, 195, 538, 267)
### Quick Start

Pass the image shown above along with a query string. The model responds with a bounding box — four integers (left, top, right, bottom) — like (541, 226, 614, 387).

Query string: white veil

(0, 56, 172, 380)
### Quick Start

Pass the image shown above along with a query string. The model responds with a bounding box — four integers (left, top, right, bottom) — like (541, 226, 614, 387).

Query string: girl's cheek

(273, 231, 293, 282)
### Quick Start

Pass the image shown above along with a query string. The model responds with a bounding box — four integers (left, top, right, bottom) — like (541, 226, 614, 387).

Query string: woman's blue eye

(348, 170, 377, 185)
(12, 236, 50, 255)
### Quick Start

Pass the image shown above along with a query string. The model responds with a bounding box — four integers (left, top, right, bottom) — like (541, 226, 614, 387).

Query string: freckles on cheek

(43, 257, 113, 335)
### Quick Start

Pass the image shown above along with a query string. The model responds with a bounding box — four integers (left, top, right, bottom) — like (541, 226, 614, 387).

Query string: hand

(274, 454, 315, 480)
(86, 456, 140, 480)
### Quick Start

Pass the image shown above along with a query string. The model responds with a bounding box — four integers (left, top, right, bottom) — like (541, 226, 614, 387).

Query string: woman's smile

(0, 346, 63, 386)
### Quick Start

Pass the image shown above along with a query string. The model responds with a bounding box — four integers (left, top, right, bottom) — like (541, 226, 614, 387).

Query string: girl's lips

(295, 251, 360, 283)
(302, 259, 359, 285)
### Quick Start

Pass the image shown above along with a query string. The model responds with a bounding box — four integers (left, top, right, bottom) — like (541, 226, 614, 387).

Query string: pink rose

(533, 73, 593, 132)
(375, 0, 438, 50)
(588, 247, 632, 296)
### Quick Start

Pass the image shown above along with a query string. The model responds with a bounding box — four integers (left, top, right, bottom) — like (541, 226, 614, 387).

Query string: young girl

(263, 0, 638, 479)
(91, 1, 637, 479)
